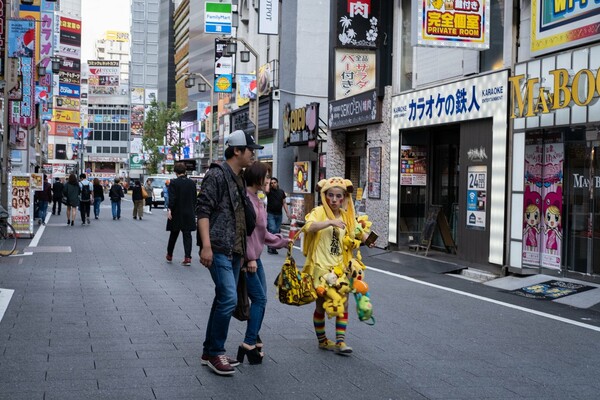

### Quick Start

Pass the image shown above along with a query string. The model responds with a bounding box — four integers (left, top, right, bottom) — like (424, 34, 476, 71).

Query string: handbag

(233, 266, 251, 321)
(141, 187, 149, 199)
(61, 194, 68, 206)
(274, 231, 317, 306)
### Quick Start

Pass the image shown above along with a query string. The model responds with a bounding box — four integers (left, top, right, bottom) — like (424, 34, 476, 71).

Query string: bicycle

(0, 206, 17, 256)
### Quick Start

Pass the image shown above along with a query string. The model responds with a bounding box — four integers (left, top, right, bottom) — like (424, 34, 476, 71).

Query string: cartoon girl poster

(541, 143, 564, 270)
(522, 186, 542, 265)
(523, 144, 543, 266)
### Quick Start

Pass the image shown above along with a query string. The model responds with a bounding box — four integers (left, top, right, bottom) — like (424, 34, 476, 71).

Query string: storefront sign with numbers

(466, 166, 487, 230)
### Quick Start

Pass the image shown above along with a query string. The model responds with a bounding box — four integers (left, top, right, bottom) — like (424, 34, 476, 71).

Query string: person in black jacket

(51, 177, 64, 215)
(196, 129, 263, 376)
(92, 178, 105, 219)
(166, 162, 197, 266)
(131, 181, 144, 220)
(34, 175, 52, 225)
(108, 178, 125, 220)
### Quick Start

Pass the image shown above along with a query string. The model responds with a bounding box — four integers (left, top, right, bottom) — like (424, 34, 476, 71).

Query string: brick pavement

(1, 200, 600, 399)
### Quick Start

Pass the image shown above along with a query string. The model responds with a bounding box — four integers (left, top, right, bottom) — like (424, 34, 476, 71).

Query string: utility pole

(80, 127, 84, 175)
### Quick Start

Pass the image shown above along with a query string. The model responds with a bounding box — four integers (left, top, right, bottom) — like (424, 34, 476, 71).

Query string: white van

(145, 174, 176, 208)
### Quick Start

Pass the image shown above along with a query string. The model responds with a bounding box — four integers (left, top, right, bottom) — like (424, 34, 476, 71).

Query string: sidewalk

(2, 204, 600, 399)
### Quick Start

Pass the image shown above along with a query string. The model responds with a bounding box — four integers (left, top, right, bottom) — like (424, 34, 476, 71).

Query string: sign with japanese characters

(329, 89, 380, 130)
(335, 49, 376, 100)
(205, 2, 232, 34)
(392, 70, 506, 128)
(415, 0, 490, 49)
(531, 0, 600, 56)
(337, 0, 380, 48)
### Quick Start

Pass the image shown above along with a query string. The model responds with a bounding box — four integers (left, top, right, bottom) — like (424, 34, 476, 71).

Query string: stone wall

(325, 86, 393, 249)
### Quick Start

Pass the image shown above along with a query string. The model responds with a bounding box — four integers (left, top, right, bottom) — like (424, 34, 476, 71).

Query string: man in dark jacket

(34, 175, 52, 225)
(166, 162, 197, 266)
(51, 177, 64, 215)
(196, 129, 262, 376)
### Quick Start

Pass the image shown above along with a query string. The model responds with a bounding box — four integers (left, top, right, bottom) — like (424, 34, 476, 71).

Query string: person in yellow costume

(302, 177, 373, 355)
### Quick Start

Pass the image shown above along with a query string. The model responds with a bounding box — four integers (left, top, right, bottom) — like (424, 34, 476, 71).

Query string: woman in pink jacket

(237, 162, 291, 365)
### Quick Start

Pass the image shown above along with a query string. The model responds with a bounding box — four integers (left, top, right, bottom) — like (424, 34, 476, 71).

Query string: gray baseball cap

(225, 130, 264, 149)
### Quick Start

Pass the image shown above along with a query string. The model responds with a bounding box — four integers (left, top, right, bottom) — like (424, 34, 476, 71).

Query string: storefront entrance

(523, 127, 600, 275)
(398, 125, 460, 249)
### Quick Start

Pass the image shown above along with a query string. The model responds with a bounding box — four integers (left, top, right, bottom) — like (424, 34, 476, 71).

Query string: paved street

(1, 199, 600, 399)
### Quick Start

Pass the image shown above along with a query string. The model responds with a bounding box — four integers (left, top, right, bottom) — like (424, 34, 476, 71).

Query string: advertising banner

(8, 19, 36, 127)
(531, 0, 600, 56)
(293, 161, 311, 194)
(197, 102, 210, 122)
(131, 88, 144, 104)
(145, 88, 157, 104)
(336, 0, 380, 48)
(400, 145, 427, 186)
(236, 74, 256, 106)
(8, 174, 34, 237)
(335, 49, 376, 100)
(214, 38, 233, 93)
(414, 0, 490, 49)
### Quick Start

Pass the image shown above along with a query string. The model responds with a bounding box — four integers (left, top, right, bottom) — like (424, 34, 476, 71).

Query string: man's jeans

(38, 201, 49, 222)
(111, 201, 121, 219)
(243, 259, 266, 346)
(267, 213, 283, 250)
(203, 253, 241, 356)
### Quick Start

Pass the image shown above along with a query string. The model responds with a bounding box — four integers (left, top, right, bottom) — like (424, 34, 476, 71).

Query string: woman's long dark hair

(68, 174, 78, 185)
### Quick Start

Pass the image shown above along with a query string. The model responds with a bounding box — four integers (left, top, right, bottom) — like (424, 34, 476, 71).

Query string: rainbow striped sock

(313, 310, 326, 342)
(335, 312, 348, 344)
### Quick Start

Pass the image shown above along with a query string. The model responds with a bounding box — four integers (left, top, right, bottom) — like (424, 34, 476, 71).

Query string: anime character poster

(523, 144, 543, 266)
(293, 161, 311, 194)
(541, 143, 563, 270)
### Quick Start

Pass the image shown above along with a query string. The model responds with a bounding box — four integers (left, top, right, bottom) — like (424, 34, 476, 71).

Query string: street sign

(205, 2, 232, 34)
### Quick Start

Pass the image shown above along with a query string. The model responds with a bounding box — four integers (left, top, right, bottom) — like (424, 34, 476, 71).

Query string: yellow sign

(509, 68, 600, 118)
(105, 31, 129, 42)
(216, 76, 232, 91)
(53, 110, 80, 123)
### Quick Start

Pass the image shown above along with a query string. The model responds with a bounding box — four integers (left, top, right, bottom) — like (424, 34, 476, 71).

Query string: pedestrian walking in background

(109, 178, 124, 220)
(62, 174, 80, 226)
(34, 175, 52, 225)
(302, 177, 373, 356)
(162, 180, 170, 211)
(266, 177, 291, 254)
(237, 162, 290, 365)
(131, 180, 144, 220)
(51, 177, 64, 215)
(79, 174, 93, 225)
(196, 129, 262, 376)
(166, 163, 197, 266)
(144, 179, 154, 214)
(92, 178, 104, 220)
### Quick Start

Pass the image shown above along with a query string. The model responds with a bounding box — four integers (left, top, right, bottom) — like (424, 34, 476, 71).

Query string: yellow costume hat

(316, 177, 356, 225)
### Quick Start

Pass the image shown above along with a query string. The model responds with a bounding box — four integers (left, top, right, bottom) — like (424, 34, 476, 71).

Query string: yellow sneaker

(335, 342, 353, 355)
(318, 339, 336, 351)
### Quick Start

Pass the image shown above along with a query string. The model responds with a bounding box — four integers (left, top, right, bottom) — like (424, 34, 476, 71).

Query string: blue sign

(59, 83, 80, 98)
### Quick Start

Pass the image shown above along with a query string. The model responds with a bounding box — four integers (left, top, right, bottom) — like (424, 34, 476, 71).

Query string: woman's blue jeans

(94, 197, 102, 217)
(243, 259, 267, 346)
(111, 201, 121, 218)
(203, 253, 241, 356)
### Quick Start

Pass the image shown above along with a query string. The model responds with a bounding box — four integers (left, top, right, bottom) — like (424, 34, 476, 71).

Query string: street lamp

(184, 72, 215, 165)
(37, 56, 61, 77)
(224, 37, 260, 143)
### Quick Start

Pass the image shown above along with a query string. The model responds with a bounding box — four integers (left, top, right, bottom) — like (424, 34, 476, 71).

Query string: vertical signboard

(541, 143, 563, 270)
(335, 49, 376, 100)
(258, 0, 279, 35)
(205, 2, 232, 34)
(8, 19, 36, 127)
(466, 165, 487, 230)
(414, 0, 490, 49)
(336, 0, 380, 48)
(8, 174, 34, 237)
(214, 38, 233, 93)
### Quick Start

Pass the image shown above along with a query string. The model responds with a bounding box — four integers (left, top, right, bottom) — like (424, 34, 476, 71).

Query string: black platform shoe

(236, 345, 263, 365)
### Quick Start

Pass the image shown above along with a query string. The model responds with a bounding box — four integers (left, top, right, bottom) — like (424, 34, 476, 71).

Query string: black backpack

(81, 183, 91, 201)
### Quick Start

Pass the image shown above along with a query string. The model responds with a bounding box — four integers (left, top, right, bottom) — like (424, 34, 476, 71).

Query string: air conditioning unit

(272, 89, 280, 100)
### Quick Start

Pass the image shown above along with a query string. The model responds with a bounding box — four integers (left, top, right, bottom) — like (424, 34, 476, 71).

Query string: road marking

(0, 289, 14, 323)
(367, 266, 600, 333)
